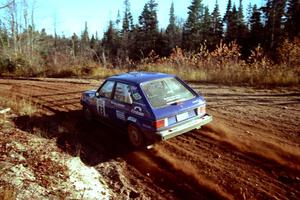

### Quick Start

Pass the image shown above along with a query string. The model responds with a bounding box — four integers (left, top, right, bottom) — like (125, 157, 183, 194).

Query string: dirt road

(0, 78, 299, 199)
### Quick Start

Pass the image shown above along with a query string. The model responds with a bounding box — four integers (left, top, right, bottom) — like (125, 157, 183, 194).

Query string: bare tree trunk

(102, 51, 107, 67)
(30, 0, 36, 60)
(8, 0, 17, 55)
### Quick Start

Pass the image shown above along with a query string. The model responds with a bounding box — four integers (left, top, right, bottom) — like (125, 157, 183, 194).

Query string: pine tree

(121, 0, 134, 61)
(71, 33, 79, 57)
(246, 3, 252, 29)
(238, 0, 244, 24)
(182, 0, 204, 51)
(166, 2, 181, 52)
(225, 4, 239, 42)
(90, 34, 96, 49)
(262, 0, 287, 51)
(137, 0, 159, 57)
(211, 1, 223, 47)
(81, 22, 89, 51)
(116, 10, 121, 28)
(122, 0, 133, 33)
(285, 0, 300, 39)
(249, 5, 264, 47)
(201, 6, 211, 45)
(236, 0, 249, 56)
(102, 20, 121, 63)
(223, 0, 232, 27)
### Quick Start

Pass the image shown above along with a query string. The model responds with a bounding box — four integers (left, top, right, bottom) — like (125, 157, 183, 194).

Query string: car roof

(107, 72, 175, 84)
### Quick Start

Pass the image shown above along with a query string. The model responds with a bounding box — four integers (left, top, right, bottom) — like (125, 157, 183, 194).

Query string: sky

(1, 0, 264, 37)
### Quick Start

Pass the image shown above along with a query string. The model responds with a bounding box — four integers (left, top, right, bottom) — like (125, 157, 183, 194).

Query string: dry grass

(80, 41, 299, 86)
(1, 40, 299, 87)
(0, 182, 17, 200)
(0, 96, 36, 117)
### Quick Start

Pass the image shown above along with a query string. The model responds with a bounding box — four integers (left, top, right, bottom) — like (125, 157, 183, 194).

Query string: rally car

(80, 72, 212, 148)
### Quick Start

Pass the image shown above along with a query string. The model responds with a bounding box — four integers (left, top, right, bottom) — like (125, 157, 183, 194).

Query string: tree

(245, 3, 253, 29)
(136, 0, 159, 58)
(182, 0, 204, 51)
(122, 0, 133, 33)
(262, 0, 287, 52)
(201, 6, 212, 45)
(71, 33, 79, 58)
(81, 22, 89, 51)
(120, 0, 134, 62)
(102, 20, 121, 65)
(211, 1, 223, 47)
(236, 0, 249, 56)
(249, 5, 263, 47)
(225, 4, 239, 42)
(285, 0, 300, 39)
(223, 0, 232, 30)
(165, 2, 181, 53)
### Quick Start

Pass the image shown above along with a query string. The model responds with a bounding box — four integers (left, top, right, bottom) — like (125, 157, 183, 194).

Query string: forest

(0, 0, 299, 86)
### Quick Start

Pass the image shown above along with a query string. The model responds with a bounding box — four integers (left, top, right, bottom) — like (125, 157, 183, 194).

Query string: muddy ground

(0, 78, 299, 200)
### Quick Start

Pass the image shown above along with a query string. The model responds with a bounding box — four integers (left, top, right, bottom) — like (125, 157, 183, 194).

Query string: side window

(98, 81, 115, 98)
(113, 82, 132, 104)
(130, 86, 144, 105)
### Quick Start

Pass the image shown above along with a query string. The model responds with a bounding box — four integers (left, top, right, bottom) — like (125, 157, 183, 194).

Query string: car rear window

(141, 77, 195, 108)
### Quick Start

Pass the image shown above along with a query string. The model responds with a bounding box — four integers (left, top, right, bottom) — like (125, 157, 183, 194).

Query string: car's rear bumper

(144, 114, 212, 143)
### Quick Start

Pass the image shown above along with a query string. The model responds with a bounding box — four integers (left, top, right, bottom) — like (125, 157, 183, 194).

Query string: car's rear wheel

(128, 124, 144, 148)
(83, 106, 92, 121)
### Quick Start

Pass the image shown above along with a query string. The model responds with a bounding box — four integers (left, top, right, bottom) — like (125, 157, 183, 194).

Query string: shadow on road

(13, 110, 133, 166)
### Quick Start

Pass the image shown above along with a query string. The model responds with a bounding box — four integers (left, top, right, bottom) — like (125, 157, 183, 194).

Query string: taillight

(153, 118, 168, 129)
(197, 106, 206, 115)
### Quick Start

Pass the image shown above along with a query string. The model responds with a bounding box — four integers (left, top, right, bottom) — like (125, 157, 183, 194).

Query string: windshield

(141, 77, 195, 108)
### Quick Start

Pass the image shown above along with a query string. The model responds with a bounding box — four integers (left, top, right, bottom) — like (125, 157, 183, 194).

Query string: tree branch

(0, 1, 14, 9)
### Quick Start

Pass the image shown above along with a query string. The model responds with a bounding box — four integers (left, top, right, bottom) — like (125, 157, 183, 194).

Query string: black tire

(127, 124, 145, 148)
(83, 106, 92, 121)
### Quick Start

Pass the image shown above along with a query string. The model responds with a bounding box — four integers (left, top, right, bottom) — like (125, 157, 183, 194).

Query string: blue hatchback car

(80, 72, 212, 148)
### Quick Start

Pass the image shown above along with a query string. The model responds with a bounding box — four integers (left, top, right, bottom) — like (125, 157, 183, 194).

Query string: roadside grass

(0, 96, 36, 117)
(1, 41, 299, 87)
(79, 41, 300, 86)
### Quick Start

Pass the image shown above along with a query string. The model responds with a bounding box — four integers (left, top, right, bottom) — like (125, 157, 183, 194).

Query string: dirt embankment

(0, 78, 299, 199)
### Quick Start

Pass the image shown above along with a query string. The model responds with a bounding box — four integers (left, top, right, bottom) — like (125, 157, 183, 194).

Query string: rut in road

(1, 78, 299, 200)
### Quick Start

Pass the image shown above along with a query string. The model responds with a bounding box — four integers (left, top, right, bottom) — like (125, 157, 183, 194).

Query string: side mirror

(95, 92, 100, 98)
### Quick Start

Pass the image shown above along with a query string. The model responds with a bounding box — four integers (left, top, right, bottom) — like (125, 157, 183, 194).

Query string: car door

(110, 82, 134, 128)
(95, 80, 115, 123)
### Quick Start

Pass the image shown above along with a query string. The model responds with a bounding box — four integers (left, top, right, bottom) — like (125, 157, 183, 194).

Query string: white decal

(127, 116, 137, 123)
(116, 110, 126, 121)
(131, 106, 145, 116)
(132, 93, 142, 100)
(97, 98, 106, 117)
(111, 101, 126, 108)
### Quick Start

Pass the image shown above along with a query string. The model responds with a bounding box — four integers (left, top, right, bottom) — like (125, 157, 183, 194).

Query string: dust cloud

(202, 122, 300, 171)
(152, 147, 234, 200)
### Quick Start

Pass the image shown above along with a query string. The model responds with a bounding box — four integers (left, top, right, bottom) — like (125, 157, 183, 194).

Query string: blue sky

(3, 0, 264, 37)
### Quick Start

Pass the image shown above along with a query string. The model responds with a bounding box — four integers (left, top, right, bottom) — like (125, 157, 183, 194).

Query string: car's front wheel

(128, 124, 145, 148)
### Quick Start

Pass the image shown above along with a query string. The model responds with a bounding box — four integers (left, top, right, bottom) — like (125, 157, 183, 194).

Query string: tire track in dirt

(124, 150, 233, 200)
(155, 132, 299, 200)
(1, 79, 299, 199)
(202, 118, 300, 171)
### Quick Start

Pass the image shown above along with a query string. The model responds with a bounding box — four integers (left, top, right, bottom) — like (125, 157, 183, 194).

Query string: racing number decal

(97, 98, 106, 117)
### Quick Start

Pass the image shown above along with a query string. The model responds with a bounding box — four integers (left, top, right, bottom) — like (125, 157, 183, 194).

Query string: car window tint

(130, 85, 145, 105)
(141, 78, 195, 108)
(99, 81, 115, 98)
(114, 82, 133, 104)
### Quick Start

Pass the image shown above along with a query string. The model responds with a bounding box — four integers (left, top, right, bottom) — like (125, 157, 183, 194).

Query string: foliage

(182, 0, 204, 51)
(0, 0, 299, 86)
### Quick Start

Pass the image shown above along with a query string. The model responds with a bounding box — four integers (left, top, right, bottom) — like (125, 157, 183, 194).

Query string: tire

(127, 124, 145, 148)
(83, 106, 92, 121)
